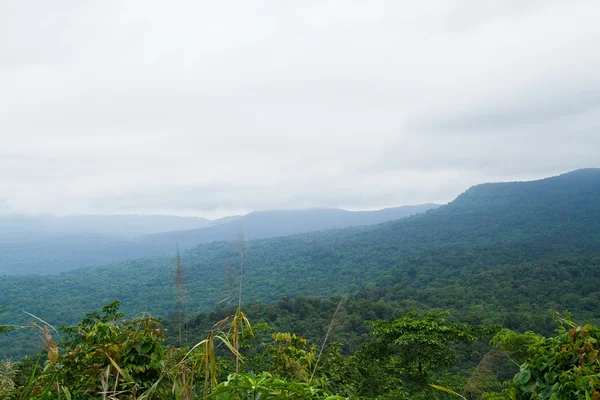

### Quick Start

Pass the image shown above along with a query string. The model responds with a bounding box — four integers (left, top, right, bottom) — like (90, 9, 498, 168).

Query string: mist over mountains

(2, 1, 599, 395)
(0, 204, 439, 275)
(0, 213, 212, 236)
(1, 169, 598, 347)
(141, 203, 440, 249)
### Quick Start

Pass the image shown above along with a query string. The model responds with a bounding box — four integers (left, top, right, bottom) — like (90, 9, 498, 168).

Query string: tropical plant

(209, 371, 345, 400)
(357, 311, 497, 398)
(507, 316, 600, 399)
(42, 301, 167, 398)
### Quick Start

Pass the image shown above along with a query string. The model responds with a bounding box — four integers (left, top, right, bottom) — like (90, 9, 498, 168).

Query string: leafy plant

(52, 301, 166, 398)
(209, 371, 345, 400)
(508, 316, 600, 399)
(357, 311, 497, 398)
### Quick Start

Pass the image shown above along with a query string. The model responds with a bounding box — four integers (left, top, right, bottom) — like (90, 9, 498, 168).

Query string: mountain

(1, 169, 598, 349)
(141, 204, 441, 249)
(0, 204, 439, 275)
(0, 214, 212, 275)
(0, 213, 213, 236)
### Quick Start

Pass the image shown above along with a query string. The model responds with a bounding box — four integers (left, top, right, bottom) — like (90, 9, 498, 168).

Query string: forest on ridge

(2, 169, 600, 399)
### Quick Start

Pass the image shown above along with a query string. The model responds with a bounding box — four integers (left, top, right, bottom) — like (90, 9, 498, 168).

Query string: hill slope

(1, 169, 598, 338)
(0, 213, 212, 236)
(141, 204, 441, 249)
(0, 204, 439, 275)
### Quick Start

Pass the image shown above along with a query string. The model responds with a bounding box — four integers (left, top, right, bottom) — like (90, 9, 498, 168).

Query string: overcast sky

(1, 0, 599, 218)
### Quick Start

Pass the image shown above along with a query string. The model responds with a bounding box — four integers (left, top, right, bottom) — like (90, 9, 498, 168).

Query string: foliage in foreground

(2, 301, 600, 399)
(0, 301, 351, 399)
(487, 314, 600, 399)
(1, 302, 502, 399)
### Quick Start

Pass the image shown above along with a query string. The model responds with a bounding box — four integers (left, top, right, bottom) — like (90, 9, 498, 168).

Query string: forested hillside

(0, 204, 437, 275)
(2, 169, 599, 359)
(141, 204, 440, 249)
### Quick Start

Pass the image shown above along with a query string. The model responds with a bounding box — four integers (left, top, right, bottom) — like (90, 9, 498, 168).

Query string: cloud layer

(1, 0, 599, 217)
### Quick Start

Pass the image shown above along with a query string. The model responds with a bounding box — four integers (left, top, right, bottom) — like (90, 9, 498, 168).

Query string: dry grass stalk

(463, 347, 505, 399)
(0, 359, 17, 394)
(309, 297, 346, 384)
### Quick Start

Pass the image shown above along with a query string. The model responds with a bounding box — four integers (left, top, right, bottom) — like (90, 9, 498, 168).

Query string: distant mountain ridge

(1, 168, 598, 338)
(0, 213, 212, 237)
(450, 168, 600, 210)
(0, 204, 440, 274)
(141, 204, 441, 249)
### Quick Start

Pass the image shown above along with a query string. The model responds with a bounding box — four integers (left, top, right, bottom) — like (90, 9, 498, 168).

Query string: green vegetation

(1, 169, 600, 397)
(2, 301, 599, 399)
(355, 311, 496, 398)
(485, 314, 600, 399)
(2, 169, 600, 358)
(0, 205, 438, 275)
(0, 301, 494, 399)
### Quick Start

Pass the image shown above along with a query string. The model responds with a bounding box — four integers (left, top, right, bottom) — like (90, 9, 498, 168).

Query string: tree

(356, 311, 496, 398)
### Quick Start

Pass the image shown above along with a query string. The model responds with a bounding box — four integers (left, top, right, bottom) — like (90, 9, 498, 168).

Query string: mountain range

(0, 204, 440, 274)
(1, 169, 598, 352)
(0, 213, 213, 236)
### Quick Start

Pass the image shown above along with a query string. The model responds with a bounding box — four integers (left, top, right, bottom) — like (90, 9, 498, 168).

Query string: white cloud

(1, 0, 598, 217)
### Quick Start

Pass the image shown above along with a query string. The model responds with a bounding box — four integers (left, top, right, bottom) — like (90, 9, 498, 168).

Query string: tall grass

(310, 297, 346, 384)
(174, 244, 188, 348)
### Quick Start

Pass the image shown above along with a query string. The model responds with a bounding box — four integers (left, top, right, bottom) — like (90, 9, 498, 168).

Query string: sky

(1, 0, 599, 218)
